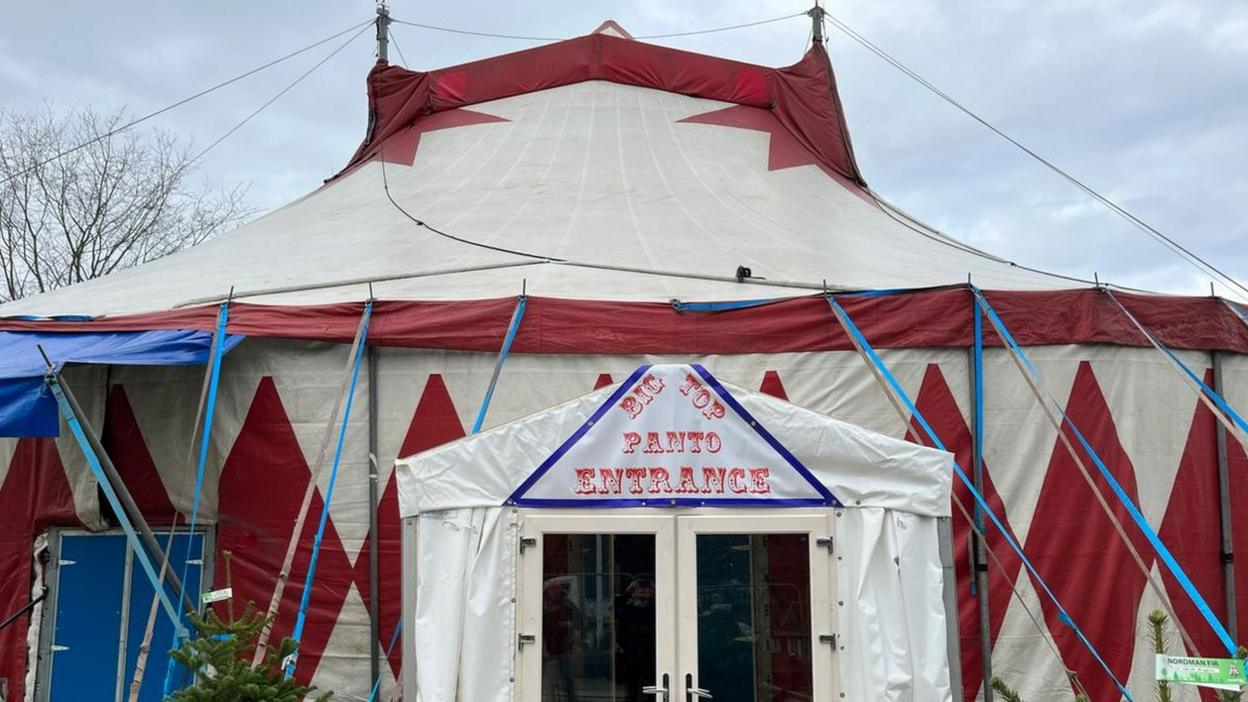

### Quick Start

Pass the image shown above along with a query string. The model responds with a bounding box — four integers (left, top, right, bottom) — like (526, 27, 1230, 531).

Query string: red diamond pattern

(1157, 369, 1227, 700)
(1023, 361, 1151, 699)
(102, 385, 179, 525)
(214, 377, 355, 684)
(909, 364, 1022, 701)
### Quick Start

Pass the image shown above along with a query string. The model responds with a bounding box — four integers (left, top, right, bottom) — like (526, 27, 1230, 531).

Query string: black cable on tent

(0, 17, 374, 186)
(823, 13, 1248, 301)
(378, 154, 565, 262)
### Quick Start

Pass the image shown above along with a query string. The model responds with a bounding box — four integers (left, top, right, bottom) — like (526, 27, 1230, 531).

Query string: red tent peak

(336, 32, 865, 186)
(591, 20, 633, 39)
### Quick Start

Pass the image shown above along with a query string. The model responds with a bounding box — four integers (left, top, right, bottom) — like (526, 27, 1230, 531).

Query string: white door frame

(518, 512, 678, 702)
(517, 509, 838, 702)
(675, 511, 838, 701)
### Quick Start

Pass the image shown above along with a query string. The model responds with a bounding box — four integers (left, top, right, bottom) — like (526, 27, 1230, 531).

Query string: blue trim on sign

(510, 364, 839, 508)
(690, 364, 839, 507)
(508, 365, 653, 504)
(515, 497, 831, 509)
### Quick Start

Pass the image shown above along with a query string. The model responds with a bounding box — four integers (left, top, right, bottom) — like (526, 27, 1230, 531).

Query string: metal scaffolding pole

(970, 304, 994, 701)
(55, 369, 196, 616)
(368, 345, 382, 691)
(1214, 352, 1238, 643)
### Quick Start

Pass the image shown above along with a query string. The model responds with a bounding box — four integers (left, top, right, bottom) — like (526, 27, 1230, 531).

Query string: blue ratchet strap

(826, 294, 1134, 700)
(286, 300, 374, 678)
(367, 618, 404, 702)
(47, 377, 186, 635)
(471, 295, 526, 435)
(975, 287, 1238, 657)
(1121, 304, 1248, 436)
(670, 298, 778, 312)
(165, 300, 230, 694)
(969, 297, 986, 596)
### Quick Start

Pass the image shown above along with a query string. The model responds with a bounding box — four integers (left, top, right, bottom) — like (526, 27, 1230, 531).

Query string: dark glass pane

(542, 534, 656, 701)
(696, 533, 813, 702)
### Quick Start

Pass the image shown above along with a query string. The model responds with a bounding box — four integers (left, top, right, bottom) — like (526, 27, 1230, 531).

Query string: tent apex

(591, 19, 633, 39)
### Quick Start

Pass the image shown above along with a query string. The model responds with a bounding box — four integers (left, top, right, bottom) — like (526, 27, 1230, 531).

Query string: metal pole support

(376, 4, 391, 62)
(1214, 352, 1238, 643)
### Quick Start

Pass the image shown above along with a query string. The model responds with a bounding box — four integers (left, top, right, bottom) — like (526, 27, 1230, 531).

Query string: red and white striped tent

(2, 20, 1246, 701)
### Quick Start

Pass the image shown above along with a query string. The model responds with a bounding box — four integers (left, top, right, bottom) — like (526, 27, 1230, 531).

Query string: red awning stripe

(2, 288, 1246, 354)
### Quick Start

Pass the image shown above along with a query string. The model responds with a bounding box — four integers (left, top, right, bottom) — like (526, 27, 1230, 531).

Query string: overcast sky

(3, 1, 1245, 298)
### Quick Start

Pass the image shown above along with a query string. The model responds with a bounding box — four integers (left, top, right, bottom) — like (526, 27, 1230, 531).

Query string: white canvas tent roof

(0, 27, 1088, 320)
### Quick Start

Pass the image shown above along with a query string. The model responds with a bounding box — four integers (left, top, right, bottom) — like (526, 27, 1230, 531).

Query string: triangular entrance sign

(510, 364, 838, 507)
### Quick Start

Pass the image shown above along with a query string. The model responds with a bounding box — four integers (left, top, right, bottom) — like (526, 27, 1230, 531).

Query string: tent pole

(807, 3, 826, 43)
(400, 516, 419, 698)
(55, 369, 197, 616)
(375, 3, 390, 63)
(367, 345, 381, 691)
(1214, 351, 1238, 642)
(969, 303, 994, 701)
(938, 516, 965, 701)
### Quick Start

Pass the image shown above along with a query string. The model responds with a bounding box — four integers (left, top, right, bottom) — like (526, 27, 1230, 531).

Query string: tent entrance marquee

(396, 364, 958, 700)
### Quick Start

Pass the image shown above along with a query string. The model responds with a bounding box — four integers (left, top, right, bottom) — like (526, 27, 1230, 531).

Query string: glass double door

(519, 512, 837, 701)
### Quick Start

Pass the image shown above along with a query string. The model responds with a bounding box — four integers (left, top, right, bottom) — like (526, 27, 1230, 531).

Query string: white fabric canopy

(1, 80, 1083, 318)
(396, 364, 952, 517)
(395, 364, 955, 701)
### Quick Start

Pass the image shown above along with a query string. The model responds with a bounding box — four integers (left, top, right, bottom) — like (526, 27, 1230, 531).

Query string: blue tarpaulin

(0, 330, 243, 437)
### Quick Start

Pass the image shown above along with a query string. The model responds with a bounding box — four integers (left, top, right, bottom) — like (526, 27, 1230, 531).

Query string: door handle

(685, 673, 712, 699)
(642, 672, 671, 701)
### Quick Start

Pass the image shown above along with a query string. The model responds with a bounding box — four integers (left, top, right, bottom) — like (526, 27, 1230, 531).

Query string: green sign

(1156, 654, 1246, 691)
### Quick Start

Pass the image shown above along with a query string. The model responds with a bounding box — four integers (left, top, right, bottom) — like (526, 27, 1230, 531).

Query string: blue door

(45, 531, 205, 702)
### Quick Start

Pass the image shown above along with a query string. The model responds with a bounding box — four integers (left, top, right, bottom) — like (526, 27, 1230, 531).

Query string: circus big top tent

(2, 13, 1248, 702)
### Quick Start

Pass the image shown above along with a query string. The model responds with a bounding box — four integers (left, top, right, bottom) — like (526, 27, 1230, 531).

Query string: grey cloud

(1, 1, 1243, 297)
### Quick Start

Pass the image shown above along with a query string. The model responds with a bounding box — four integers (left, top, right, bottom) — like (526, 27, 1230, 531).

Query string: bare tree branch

(0, 106, 253, 303)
